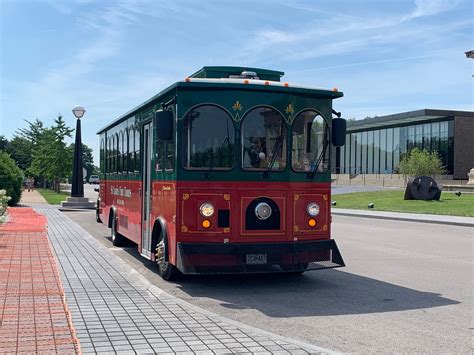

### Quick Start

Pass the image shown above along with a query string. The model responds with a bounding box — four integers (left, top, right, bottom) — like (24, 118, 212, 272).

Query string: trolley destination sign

(96, 66, 347, 280)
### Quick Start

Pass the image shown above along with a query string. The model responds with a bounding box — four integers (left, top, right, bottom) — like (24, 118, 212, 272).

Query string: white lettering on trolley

(110, 187, 132, 198)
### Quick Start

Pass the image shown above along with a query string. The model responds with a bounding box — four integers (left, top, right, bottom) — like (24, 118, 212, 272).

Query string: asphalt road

(65, 211, 472, 353)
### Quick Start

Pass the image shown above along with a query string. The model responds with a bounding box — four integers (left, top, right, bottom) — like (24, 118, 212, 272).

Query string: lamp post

(71, 105, 86, 197)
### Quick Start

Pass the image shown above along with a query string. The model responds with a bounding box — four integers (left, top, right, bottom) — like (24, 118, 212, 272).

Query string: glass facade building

(333, 109, 474, 178)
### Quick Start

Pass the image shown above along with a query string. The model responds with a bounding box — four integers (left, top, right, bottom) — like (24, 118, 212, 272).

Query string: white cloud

(239, 0, 464, 63)
(403, 0, 459, 21)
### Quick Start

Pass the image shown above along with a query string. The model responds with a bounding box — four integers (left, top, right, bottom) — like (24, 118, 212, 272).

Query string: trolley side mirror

(155, 110, 173, 141)
(332, 117, 346, 147)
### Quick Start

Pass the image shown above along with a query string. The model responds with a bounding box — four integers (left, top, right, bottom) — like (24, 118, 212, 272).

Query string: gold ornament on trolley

(182, 193, 189, 200)
(181, 225, 188, 233)
(232, 100, 243, 122)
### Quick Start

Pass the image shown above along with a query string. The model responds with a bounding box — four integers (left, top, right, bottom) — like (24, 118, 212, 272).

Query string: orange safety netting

(0, 207, 81, 354)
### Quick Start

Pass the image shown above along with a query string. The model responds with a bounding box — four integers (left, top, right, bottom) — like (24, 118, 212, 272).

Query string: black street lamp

(71, 105, 86, 197)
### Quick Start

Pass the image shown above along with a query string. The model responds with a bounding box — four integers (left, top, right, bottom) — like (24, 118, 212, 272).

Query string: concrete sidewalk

(20, 189, 48, 204)
(33, 205, 333, 354)
(332, 208, 474, 227)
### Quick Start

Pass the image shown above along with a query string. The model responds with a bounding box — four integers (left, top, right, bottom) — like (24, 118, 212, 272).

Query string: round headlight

(199, 202, 215, 217)
(255, 202, 272, 220)
(306, 202, 320, 217)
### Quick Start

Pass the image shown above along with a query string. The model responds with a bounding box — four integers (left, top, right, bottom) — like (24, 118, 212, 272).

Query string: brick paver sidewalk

(34, 205, 332, 354)
(0, 207, 80, 354)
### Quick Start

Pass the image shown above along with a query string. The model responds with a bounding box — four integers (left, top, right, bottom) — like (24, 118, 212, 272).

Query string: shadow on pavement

(118, 240, 458, 317)
(176, 271, 459, 317)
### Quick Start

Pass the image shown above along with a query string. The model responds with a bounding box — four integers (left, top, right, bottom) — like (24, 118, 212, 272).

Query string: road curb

(331, 210, 474, 227)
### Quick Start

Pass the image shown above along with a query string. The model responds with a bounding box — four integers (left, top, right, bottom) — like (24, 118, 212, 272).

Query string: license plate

(246, 254, 267, 265)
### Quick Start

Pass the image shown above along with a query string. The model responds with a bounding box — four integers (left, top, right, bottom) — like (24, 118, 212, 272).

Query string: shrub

(0, 189, 11, 216)
(399, 148, 446, 178)
(0, 152, 23, 205)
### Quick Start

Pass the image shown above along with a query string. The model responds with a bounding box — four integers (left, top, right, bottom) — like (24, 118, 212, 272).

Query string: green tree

(6, 137, 33, 170)
(11, 119, 45, 181)
(399, 148, 446, 178)
(29, 115, 73, 192)
(16, 119, 45, 145)
(0, 135, 8, 151)
(0, 151, 23, 205)
(67, 143, 95, 180)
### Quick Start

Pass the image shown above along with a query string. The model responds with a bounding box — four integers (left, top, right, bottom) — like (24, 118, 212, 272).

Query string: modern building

(334, 109, 474, 180)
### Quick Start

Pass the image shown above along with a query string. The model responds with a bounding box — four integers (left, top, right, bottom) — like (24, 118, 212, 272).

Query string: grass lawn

(332, 189, 474, 217)
(37, 188, 70, 205)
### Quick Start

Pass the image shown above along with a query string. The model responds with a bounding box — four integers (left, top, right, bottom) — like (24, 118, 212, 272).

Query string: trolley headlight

(199, 202, 215, 217)
(255, 202, 272, 220)
(306, 202, 320, 217)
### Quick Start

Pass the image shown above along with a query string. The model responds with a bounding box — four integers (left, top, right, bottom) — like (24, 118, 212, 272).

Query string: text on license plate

(246, 254, 267, 265)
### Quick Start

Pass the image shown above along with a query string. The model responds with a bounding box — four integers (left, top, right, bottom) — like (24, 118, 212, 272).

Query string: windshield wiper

(204, 137, 229, 179)
(307, 126, 329, 179)
(263, 135, 283, 178)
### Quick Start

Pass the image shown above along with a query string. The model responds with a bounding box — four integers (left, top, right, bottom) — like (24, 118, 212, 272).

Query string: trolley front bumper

(176, 239, 345, 275)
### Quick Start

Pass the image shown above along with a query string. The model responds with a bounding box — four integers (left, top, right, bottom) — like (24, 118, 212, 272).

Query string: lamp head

(72, 105, 86, 119)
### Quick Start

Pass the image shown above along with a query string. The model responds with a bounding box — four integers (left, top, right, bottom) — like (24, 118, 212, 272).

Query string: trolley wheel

(110, 214, 125, 247)
(155, 232, 180, 281)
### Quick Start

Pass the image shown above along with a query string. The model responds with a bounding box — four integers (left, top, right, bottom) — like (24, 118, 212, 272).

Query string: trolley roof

(97, 66, 343, 134)
(190, 66, 285, 81)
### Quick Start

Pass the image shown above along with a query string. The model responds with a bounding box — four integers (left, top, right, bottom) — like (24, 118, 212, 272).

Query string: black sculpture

(404, 176, 442, 200)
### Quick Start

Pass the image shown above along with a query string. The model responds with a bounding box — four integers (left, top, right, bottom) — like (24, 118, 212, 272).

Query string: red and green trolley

(96, 66, 347, 280)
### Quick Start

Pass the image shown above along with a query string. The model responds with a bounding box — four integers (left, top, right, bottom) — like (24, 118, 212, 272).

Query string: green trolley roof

(190, 66, 284, 82)
(97, 66, 343, 134)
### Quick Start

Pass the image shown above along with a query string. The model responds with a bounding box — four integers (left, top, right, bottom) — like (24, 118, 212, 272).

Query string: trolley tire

(155, 231, 180, 281)
(95, 202, 102, 223)
(110, 213, 125, 247)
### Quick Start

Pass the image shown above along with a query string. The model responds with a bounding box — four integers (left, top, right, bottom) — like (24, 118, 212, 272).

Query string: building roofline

(347, 108, 474, 132)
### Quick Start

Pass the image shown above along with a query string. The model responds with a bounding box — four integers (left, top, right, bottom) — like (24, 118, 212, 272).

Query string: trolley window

(291, 110, 329, 172)
(242, 107, 286, 171)
(182, 105, 235, 170)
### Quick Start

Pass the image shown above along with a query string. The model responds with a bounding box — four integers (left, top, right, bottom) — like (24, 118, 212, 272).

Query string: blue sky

(1, 0, 472, 164)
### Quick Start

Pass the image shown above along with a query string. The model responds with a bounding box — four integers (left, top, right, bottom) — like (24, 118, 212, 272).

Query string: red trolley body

(97, 66, 346, 279)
